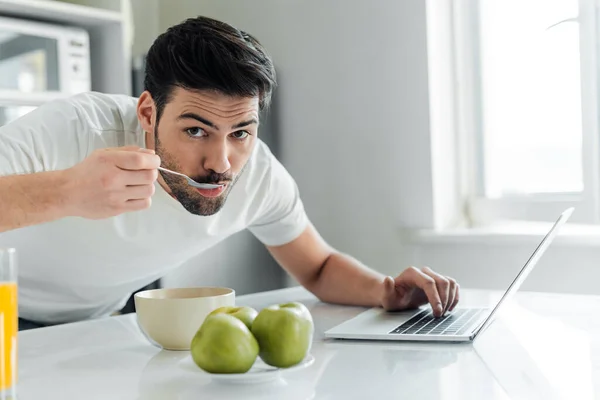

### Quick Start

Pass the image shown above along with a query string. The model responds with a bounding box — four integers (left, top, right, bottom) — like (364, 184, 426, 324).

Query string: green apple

(190, 313, 259, 374)
(208, 306, 258, 330)
(251, 302, 314, 368)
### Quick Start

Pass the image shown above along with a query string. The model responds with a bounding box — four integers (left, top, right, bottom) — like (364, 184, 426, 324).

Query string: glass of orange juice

(0, 248, 16, 400)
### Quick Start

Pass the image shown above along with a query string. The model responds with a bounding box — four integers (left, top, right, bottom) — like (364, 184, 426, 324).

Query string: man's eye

(186, 127, 206, 137)
(232, 130, 250, 140)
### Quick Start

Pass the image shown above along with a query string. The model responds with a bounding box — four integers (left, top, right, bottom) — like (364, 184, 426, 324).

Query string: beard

(154, 127, 243, 216)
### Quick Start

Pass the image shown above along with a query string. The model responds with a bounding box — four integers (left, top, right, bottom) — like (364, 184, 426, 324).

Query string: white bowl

(134, 287, 235, 350)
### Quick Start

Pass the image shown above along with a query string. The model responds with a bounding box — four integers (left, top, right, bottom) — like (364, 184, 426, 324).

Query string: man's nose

(203, 139, 231, 174)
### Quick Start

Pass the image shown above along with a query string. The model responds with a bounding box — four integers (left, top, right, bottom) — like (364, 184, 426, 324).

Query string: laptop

(324, 207, 574, 343)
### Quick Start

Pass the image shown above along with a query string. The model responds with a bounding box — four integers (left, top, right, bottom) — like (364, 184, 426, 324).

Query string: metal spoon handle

(157, 166, 222, 189)
(157, 166, 186, 178)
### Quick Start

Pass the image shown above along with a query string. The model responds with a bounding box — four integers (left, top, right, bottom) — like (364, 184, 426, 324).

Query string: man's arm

(0, 147, 160, 234)
(0, 171, 72, 233)
(267, 223, 385, 307)
(267, 223, 460, 316)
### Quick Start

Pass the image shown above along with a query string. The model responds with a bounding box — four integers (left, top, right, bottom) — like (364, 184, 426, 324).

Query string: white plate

(179, 354, 315, 384)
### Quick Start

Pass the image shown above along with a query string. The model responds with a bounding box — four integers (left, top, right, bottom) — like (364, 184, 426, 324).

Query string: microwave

(0, 15, 91, 97)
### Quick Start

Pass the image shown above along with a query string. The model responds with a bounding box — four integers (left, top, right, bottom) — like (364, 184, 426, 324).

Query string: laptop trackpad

(327, 307, 428, 335)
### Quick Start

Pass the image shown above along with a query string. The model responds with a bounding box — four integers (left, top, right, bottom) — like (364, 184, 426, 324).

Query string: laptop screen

(473, 207, 574, 339)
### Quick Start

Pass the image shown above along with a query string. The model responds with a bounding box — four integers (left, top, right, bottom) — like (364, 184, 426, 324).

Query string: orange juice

(0, 282, 17, 394)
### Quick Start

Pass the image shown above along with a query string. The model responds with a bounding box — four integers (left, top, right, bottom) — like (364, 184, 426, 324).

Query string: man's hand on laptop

(380, 266, 459, 318)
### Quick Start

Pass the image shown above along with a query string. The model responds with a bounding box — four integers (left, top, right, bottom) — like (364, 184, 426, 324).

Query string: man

(0, 16, 459, 330)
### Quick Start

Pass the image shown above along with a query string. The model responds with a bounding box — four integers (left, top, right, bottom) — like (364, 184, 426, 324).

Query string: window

(452, 0, 600, 224)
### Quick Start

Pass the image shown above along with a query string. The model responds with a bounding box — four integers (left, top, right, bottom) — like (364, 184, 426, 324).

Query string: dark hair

(144, 16, 277, 121)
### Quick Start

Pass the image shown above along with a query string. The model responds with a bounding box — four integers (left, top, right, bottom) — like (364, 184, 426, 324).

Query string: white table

(16, 286, 600, 399)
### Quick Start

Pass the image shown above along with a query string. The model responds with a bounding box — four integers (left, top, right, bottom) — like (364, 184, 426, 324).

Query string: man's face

(146, 87, 259, 216)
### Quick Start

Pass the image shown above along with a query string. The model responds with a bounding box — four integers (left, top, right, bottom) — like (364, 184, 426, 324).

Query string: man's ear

(137, 91, 156, 134)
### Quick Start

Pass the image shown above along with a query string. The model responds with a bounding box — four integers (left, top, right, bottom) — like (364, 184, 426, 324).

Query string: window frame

(452, 0, 600, 225)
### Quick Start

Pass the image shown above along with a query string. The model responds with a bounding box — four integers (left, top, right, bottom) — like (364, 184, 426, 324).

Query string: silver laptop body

(324, 208, 573, 343)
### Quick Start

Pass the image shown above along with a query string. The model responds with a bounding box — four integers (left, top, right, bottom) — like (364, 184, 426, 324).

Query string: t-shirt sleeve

(0, 98, 90, 176)
(248, 154, 309, 247)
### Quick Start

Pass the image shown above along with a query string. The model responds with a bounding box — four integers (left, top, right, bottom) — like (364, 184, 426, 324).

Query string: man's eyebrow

(232, 118, 258, 129)
(177, 113, 217, 129)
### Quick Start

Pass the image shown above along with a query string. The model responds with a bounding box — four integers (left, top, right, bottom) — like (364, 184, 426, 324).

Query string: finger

(421, 267, 450, 315)
(445, 277, 457, 313)
(381, 276, 396, 310)
(449, 283, 460, 311)
(400, 267, 444, 317)
(122, 198, 152, 212)
(125, 184, 155, 200)
(112, 150, 161, 171)
(119, 169, 159, 186)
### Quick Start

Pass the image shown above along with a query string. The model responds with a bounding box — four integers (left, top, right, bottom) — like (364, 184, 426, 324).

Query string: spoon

(157, 166, 224, 189)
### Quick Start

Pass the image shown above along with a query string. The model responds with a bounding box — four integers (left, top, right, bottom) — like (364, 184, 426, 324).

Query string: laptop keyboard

(389, 308, 487, 336)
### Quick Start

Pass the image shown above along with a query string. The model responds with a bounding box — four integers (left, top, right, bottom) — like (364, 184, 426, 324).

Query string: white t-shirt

(0, 92, 308, 324)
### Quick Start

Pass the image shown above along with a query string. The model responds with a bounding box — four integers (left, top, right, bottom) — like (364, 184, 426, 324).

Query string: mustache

(189, 171, 233, 184)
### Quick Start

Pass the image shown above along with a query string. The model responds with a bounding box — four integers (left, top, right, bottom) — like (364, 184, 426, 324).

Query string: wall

(402, 235, 600, 295)
(129, 0, 159, 58)
(158, 0, 436, 287)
